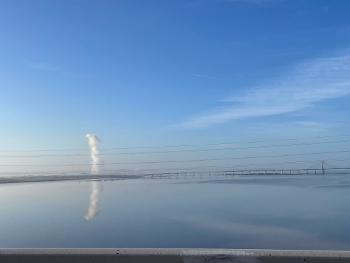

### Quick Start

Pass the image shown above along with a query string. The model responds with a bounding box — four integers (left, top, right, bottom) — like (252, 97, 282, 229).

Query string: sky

(1, 0, 350, 174)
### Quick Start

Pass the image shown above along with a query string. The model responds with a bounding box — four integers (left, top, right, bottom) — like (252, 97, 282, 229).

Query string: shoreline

(0, 174, 144, 185)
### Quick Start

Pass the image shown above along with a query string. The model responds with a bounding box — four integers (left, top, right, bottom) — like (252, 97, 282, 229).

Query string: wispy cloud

(27, 62, 58, 72)
(192, 73, 218, 80)
(26, 61, 91, 79)
(178, 50, 350, 128)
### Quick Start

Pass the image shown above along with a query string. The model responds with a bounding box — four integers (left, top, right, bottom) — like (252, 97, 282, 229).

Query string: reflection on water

(85, 181, 101, 220)
(1, 174, 350, 249)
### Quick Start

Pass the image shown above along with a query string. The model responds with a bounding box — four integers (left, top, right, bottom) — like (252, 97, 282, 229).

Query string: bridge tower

(321, 160, 326, 175)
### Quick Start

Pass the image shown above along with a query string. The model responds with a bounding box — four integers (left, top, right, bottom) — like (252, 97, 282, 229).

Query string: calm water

(1, 174, 350, 249)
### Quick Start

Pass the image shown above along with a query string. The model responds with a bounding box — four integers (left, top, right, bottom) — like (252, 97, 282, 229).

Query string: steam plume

(85, 133, 101, 221)
(85, 134, 100, 174)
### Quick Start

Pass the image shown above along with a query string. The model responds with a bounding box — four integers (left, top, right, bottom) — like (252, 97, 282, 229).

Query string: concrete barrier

(1, 249, 350, 262)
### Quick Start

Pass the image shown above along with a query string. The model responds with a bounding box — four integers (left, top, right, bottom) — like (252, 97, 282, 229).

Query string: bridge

(145, 167, 350, 178)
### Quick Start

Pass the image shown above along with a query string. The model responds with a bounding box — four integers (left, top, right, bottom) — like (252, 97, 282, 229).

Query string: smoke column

(85, 133, 101, 221)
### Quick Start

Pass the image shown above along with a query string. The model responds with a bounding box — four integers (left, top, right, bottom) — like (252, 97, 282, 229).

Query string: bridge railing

(1, 249, 350, 263)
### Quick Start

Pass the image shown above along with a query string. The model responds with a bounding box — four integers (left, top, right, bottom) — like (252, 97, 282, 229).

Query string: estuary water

(0, 174, 350, 249)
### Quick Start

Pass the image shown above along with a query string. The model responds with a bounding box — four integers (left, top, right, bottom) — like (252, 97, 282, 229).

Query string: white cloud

(179, 50, 350, 128)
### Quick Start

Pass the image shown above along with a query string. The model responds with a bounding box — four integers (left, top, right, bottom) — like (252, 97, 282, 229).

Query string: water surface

(1, 174, 349, 249)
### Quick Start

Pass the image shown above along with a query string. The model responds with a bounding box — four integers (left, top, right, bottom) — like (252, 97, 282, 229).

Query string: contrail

(85, 133, 101, 221)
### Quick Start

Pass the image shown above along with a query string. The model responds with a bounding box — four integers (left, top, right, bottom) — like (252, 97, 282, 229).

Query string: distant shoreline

(1, 171, 349, 185)
(0, 174, 143, 185)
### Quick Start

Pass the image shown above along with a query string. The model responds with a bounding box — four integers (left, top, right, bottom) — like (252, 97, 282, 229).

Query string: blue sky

(1, 0, 350, 173)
